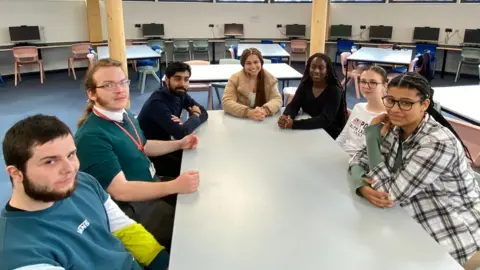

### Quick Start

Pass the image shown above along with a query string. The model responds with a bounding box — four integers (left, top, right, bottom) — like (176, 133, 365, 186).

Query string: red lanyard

(92, 108, 144, 153)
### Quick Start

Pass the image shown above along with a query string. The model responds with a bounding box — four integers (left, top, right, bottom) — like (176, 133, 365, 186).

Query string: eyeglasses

(382, 96, 422, 111)
(96, 80, 131, 90)
(359, 80, 381, 88)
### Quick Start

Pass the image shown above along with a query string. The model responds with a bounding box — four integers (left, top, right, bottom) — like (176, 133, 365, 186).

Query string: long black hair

(388, 72, 472, 160)
(299, 53, 348, 123)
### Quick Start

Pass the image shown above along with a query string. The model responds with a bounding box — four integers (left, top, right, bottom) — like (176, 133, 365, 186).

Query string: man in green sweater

(75, 59, 200, 250)
(0, 114, 168, 270)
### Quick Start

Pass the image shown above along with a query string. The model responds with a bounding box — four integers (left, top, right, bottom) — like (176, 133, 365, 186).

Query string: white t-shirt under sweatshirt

(336, 103, 384, 157)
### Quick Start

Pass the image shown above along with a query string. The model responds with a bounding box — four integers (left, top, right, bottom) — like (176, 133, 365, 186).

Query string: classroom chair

(211, 59, 241, 104)
(192, 40, 211, 62)
(13, 46, 45, 87)
(184, 60, 212, 109)
(68, 43, 91, 80)
(415, 43, 437, 77)
(340, 52, 362, 99)
(173, 40, 191, 62)
(261, 40, 274, 44)
(289, 40, 308, 66)
(148, 39, 168, 66)
(447, 117, 480, 171)
(455, 47, 480, 83)
(334, 40, 354, 68)
(225, 39, 240, 58)
(136, 46, 163, 94)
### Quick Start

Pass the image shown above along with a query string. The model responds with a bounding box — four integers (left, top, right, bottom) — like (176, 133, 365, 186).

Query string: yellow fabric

(112, 222, 164, 266)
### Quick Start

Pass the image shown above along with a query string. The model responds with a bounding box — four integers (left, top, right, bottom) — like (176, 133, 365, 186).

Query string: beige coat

(221, 70, 283, 118)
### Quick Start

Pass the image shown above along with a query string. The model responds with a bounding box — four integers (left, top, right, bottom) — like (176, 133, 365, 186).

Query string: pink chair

(341, 52, 365, 99)
(68, 43, 91, 80)
(447, 117, 480, 171)
(289, 40, 308, 65)
(13, 46, 44, 87)
(184, 60, 213, 110)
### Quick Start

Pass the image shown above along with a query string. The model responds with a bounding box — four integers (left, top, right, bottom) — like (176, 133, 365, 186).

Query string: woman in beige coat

(221, 48, 282, 121)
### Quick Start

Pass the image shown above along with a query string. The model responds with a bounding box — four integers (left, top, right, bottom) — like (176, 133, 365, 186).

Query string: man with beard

(0, 115, 169, 270)
(74, 59, 200, 251)
(138, 62, 208, 177)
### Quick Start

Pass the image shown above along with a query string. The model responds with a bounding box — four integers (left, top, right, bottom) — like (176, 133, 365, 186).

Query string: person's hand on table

(278, 115, 293, 129)
(189, 105, 201, 117)
(171, 115, 183, 126)
(248, 107, 266, 121)
(358, 178, 393, 208)
(172, 171, 200, 193)
(370, 113, 392, 137)
(180, 133, 198, 150)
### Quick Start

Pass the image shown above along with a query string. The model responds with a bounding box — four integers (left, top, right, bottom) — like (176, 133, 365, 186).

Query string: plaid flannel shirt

(349, 114, 480, 265)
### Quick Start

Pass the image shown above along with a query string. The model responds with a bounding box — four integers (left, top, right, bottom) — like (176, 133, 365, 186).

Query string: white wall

(0, 0, 479, 76)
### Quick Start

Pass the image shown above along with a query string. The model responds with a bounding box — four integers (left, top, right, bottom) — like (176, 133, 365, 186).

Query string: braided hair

(299, 53, 348, 124)
(388, 72, 472, 160)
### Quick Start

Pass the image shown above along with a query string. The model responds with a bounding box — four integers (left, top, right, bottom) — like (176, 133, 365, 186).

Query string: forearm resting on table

(107, 173, 176, 202)
(349, 165, 368, 196)
(144, 140, 181, 157)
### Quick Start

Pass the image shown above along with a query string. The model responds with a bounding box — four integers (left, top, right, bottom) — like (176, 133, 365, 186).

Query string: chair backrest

(225, 39, 240, 47)
(219, 58, 240, 64)
(263, 59, 272, 64)
(12, 46, 39, 61)
(261, 40, 273, 44)
(416, 43, 437, 59)
(447, 117, 480, 168)
(291, 40, 307, 53)
(336, 40, 354, 53)
(148, 39, 166, 50)
(461, 47, 480, 61)
(72, 43, 91, 58)
(185, 60, 210, 66)
(415, 51, 434, 81)
(378, 44, 393, 49)
(174, 40, 190, 48)
(192, 40, 209, 48)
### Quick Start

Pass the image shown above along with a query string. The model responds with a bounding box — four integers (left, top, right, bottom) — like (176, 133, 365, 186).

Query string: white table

(434, 85, 480, 125)
(345, 47, 413, 91)
(97, 45, 160, 60)
(188, 63, 302, 82)
(170, 111, 462, 270)
(238, 43, 290, 60)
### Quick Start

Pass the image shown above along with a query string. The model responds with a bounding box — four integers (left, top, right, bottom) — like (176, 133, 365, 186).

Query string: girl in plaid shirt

(349, 72, 480, 269)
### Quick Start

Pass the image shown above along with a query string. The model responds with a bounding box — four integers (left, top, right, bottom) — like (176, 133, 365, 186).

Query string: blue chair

(135, 45, 163, 93)
(0, 74, 4, 87)
(416, 43, 437, 77)
(334, 40, 354, 68)
(261, 40, 273, 44)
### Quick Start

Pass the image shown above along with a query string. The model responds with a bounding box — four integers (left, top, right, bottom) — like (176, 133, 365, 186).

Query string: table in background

(169, 110, 462, 270)
(345, 47, 413, 91)
(237, 43, 290, 63)
(97, 45, 160, 60)
(434, 85, 480, 125)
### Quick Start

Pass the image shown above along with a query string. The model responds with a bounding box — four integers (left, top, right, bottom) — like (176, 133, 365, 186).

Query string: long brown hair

(77, 58, 122, 127)
(240, 48, 266, 107)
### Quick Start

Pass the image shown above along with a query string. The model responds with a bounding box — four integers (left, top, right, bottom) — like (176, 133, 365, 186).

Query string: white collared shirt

(93, 106, 126, 123)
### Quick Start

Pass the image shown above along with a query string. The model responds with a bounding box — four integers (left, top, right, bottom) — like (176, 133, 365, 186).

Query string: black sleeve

(181, 94, 208, 130)
(148, 100, 201, 140)
(283, 85, 304, 119)
(292, 86, 342, 130)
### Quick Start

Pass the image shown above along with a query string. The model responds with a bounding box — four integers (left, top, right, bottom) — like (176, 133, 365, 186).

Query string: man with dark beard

(0, 115, 169, 270)
(138, 62, 208, 177)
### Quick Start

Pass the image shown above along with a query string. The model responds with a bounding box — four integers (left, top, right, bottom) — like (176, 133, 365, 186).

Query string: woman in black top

(278, 53, 348, 139)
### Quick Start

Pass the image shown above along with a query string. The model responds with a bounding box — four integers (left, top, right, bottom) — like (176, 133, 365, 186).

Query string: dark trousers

(117, 177, 177, 251)
(151, 150, 183, 178)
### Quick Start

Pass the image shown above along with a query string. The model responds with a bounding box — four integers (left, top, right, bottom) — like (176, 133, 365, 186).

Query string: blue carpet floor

(0, 65, 477, 206)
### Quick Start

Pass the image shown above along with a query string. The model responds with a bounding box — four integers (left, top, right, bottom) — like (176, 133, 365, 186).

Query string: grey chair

(173, 40, 191, 62)
(148, 39, 168, 66)
(224, 39, 240, 58)
(192, 40, 210, 62)
(455, 47, 480, 83)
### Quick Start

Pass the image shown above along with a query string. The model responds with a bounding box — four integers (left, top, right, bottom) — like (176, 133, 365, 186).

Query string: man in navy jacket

(138, 62, 208, 177)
